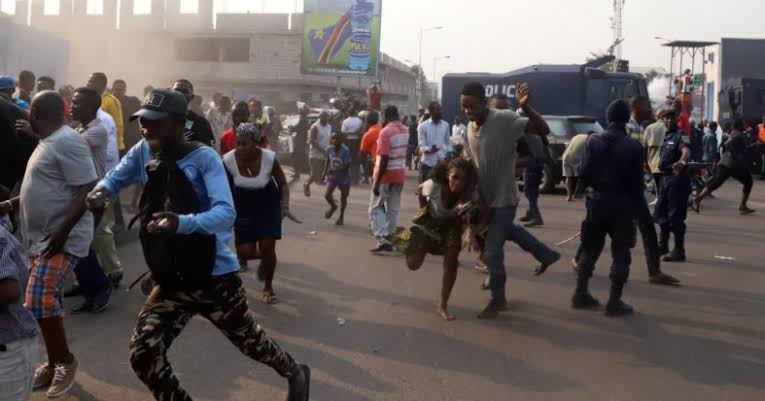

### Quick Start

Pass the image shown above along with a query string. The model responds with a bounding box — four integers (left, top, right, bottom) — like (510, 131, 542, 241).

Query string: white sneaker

(474, 262, 489, 274)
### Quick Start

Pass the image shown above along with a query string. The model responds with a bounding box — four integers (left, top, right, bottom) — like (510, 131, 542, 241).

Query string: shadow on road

(254, 262, 579, 393)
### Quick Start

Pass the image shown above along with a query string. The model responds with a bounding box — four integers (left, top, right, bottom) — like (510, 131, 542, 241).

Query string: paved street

(32, 173, 765, 401)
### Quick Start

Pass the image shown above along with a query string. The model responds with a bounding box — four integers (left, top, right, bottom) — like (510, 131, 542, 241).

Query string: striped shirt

(0, 218, 39, 345)
(627, 117, 644, 141)
(375, 121, 410, 184)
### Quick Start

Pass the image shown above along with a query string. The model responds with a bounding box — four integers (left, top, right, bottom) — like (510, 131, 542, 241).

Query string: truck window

(608, 80, 638, 103)
(571, 121, 603, 135)
(546, 119, 569, 139)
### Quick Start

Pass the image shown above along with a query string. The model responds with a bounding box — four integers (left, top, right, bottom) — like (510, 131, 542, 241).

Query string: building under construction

(0, 0, 418, 113)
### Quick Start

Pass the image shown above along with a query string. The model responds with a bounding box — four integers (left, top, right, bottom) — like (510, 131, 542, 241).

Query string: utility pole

(612, 0, 626, 61)
(416, 26, 443, 110)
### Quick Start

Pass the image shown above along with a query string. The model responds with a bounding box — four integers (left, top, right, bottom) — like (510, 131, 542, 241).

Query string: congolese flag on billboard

(301, 0, 382, 77)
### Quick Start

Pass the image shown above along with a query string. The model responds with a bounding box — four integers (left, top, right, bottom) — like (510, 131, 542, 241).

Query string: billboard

(301, 0, 382, 77)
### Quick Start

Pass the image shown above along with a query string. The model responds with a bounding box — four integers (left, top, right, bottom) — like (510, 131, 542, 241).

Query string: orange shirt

(360, 124, 382, 159)
(758, 124, 765, 144)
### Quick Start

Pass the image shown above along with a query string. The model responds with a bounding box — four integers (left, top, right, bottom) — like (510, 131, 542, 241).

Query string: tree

(409, 64, 433, 108)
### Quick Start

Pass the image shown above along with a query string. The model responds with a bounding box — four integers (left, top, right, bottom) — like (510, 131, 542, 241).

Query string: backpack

(129, 142, 217, 291)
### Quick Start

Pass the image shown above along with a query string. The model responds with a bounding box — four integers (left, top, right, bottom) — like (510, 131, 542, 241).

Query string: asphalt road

(31, 173, 765, 401)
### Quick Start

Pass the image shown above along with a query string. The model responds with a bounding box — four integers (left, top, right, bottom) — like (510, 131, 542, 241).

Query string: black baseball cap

(130, 88, 188, 121)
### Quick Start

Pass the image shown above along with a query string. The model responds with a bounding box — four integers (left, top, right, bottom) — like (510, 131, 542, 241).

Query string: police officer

(571, 97, 681, 287)
(655, 109, 692, 262)
(572, 100, 644, 317)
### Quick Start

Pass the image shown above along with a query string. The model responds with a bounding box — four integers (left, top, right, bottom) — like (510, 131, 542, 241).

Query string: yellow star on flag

(313, 30, 324, 40)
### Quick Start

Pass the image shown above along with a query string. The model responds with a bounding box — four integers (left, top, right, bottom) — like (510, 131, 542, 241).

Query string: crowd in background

(2, 67, 765, 401)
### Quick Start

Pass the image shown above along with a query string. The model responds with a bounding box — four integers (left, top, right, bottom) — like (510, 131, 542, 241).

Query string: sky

(5, 0, 763, 82)
(220, 0, 764, 81)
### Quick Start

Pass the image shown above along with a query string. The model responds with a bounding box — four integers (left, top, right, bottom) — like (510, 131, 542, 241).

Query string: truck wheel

(539, 167, 556, 194)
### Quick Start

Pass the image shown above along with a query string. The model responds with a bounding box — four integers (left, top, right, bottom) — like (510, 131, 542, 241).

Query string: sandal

(690, 199, 701, 214)
(261, 291, 278, 304)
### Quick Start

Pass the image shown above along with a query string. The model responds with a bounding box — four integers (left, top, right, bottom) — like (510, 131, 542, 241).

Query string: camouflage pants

(129, 273, 297, 401)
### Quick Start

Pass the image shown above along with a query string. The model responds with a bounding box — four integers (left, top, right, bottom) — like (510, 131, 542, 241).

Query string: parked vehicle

(540, 116, 603, 192)
(441, 56, 648, 127)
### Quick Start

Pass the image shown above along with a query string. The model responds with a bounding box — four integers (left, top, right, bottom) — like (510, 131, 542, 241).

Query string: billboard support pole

(336, 75, 342, 96)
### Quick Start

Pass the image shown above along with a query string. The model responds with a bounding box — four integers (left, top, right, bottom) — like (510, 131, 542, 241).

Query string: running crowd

(0, 69, 763, 401)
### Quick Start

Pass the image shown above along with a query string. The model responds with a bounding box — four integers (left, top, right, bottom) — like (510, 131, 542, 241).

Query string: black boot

(605, 282, 633, 317)
(571, 275, 600, 309)
(662, 248, 686, 262)
(524, 211, 544, 227)
(658, 229, 670, 256)
(287, 364, 311, 401)
(519, 209, 533, 222)
(662, 232, 686, 262)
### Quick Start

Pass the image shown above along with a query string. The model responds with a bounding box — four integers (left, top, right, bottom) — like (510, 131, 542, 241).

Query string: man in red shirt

(366, 82, 382, 111)
(675, 99, 691, 135)
(359, 110, 382, 184)
(370, 105, 409, 252)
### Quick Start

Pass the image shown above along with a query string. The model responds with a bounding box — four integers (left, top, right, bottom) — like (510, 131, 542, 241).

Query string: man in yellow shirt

(87, 72, 124, 151)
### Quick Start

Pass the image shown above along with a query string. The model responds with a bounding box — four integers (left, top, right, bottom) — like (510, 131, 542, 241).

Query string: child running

(323, 132, 352, 226)
(392, 158, 481, 321)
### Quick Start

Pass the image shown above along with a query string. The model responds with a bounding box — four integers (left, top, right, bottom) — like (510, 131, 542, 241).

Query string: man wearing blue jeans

(461, 81, 561, 319)
(518, 132, 547, 227)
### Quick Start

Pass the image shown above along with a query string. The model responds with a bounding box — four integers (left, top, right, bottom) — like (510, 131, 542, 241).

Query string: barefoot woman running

(223, 123, 290, 304)
(393, 158, 481, 321)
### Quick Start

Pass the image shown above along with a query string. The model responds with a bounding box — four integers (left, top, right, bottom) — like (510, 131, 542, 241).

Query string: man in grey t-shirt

(0, 91, 98, 397)
(461, 81, 560, 319)
(72, 88, 109, 178)
(70, 87, 117, 312)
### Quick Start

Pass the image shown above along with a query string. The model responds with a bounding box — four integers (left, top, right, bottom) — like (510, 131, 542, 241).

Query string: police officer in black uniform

(571, 98, 681, 287)
(655, 109, 692, 262)
(572, 100, 644, 317)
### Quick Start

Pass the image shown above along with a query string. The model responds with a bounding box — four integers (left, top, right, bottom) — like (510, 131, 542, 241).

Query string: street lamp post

(416, 25, 443, 110)
(432, 55, 451, 82)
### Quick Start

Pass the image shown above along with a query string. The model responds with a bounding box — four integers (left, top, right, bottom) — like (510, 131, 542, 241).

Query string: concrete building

(0, 15, 69, 83)
(1, 0, 417, 114)
(704, 38, 765, 122)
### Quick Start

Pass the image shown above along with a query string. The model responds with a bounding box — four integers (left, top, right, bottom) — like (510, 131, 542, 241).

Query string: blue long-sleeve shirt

(97, 140, 239, 276)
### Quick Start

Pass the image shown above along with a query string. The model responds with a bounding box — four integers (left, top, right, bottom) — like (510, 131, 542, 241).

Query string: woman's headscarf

(236, 122, 263, 143)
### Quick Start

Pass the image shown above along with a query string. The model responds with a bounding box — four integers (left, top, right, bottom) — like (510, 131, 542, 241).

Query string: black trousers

(706, 164, 753, 194)
(575, 197, 660, 276)
(653, 173, 663, 196)
(577, 195, 636, 284)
